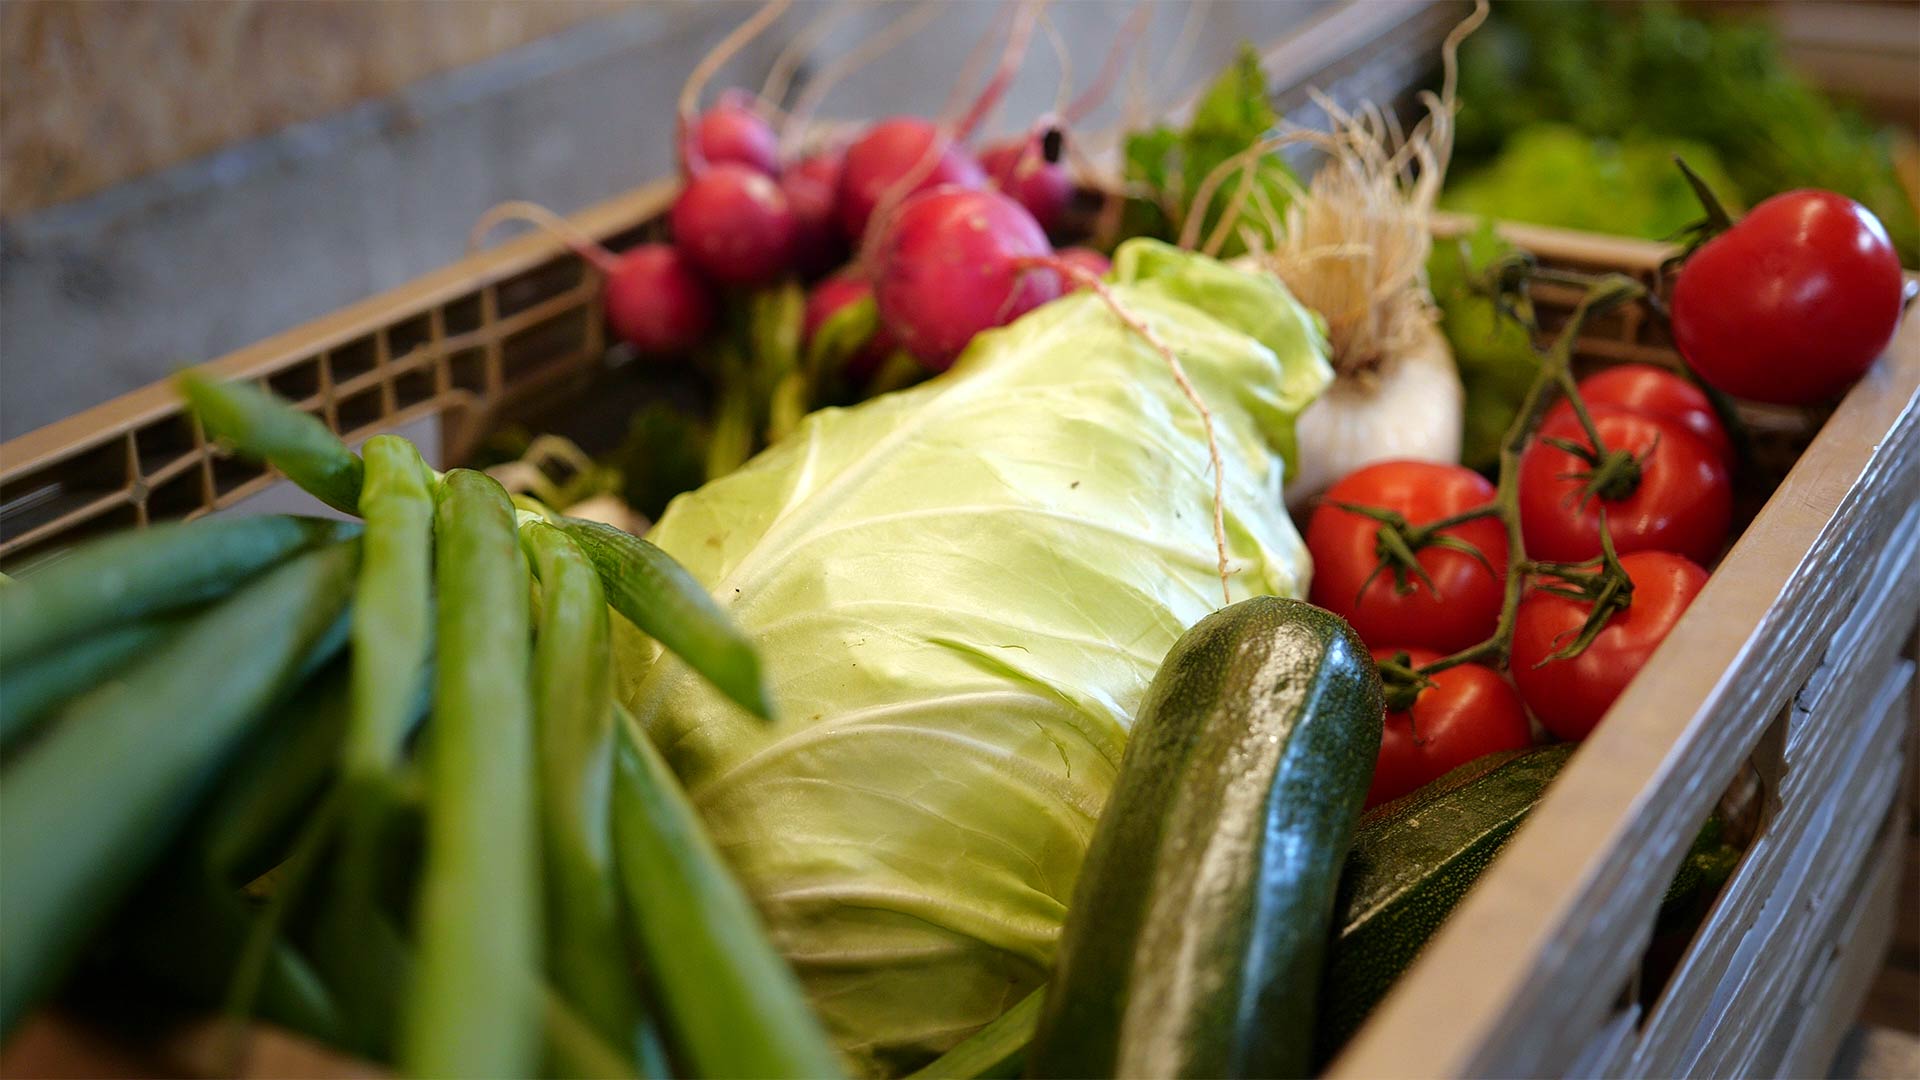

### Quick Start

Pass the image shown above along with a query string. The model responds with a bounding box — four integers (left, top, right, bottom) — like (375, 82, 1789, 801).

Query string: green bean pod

(179, 373, 364, 513)
(560, 518, 772, 719)
(520, 520, 650, 1062)
(344, 435, 434, 781)
(399, 469, 542, 1079)
(1, 616, 182, 749)
(610, 708, 842, 1079)
(0, 514, 343, 666)
(0, 537, 359, 1036)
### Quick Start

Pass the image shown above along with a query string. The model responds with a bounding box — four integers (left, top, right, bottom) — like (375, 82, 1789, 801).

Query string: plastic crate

(2, 3, 1914, 1075)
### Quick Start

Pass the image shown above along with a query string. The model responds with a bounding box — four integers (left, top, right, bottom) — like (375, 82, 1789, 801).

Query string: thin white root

(1039, 12, 1074, 122)
(1063, 2, 1151, 125)
(952, 1, 1041, 142)
(1046, 258, 1233, 607)
(781, 0, 944, 160)
(760, 2, 850, 109)
(468, 200, 619, 276)
(678, 0, 792, 171)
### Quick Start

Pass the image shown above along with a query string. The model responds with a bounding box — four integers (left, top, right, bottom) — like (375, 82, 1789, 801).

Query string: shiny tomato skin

(1307, 461, 1509, 653)
(1519, 405, 1732, 565)
(1510, 551, 1708, 740)
(1365, 647, 1533, 809)
(1544, 364, 1733, 467)
(1671, 190, 1904, 405)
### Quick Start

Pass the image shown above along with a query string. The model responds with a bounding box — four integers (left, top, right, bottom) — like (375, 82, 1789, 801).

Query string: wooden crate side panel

(1331, 314, 1920, 1079)
(1774, 804, 1911, 1079)
(1671, 664, 1912, 1077)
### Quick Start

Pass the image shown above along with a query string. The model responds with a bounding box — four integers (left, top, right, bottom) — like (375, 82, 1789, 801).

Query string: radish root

(468, 200, 619, 276)
(952, 1, 1041, 142)
(780, 0, 944, 159)
(677, 0, 792, 174)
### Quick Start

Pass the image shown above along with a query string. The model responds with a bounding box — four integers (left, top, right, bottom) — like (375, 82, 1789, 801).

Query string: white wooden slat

(1636, 660, 1913, 1075)
(1774, 804, 1909, 1079)
(1665, 663, 1912, 1077)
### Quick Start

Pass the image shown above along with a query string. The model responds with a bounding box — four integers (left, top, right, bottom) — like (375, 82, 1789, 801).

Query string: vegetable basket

(2, 3, 1915, 1076)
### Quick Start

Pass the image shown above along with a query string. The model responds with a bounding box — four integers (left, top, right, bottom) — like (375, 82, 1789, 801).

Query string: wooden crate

(2, 3, 1915, 1076)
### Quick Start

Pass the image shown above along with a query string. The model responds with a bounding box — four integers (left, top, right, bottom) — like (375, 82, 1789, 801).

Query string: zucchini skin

(1315, 744, 1574, 1065)
(1030, 597, 1382, 1079)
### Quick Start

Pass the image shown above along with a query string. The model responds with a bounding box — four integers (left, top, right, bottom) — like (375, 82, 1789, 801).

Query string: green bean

(0, 538, 358, 1036)
(179, 373, 364, 513)
(1, 616, 182, 750)
(344, 435, 434, 780)
(0, 514, 343, 667)
(560, 518, 772, 719)
(610, 707, 842, 1079)
(329, 435, 435, 1052)
(399, 469, 542, 1079)
(906, 988, 1044, 1080)
(520, 520, 648, 1060)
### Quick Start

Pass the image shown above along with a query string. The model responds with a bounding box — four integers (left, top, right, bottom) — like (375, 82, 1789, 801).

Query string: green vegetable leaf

(1120, 45, 1295, 258)
(619, 240, 1331, 1073)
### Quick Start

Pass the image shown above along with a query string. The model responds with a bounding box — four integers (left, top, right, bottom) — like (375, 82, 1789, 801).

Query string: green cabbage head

(619, 240, 1331, 1075)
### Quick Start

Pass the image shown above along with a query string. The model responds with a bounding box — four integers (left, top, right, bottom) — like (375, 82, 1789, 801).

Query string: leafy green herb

(1121, 45, 1297, 256)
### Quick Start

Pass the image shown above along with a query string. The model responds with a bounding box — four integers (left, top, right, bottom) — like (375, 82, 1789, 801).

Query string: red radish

(1053, 246, 1111, 288)
(780, 150, 849, 277)
(804, 274, 894, 382)
(870, 185, 1059, 371)
(688, 91, 779, 176)
(468, 201, 715, 357)
(605, 244, 715, 355)
(837, 118, 985, 242)
(981, 128, 1073, 235)
(670, 163, 796, 287)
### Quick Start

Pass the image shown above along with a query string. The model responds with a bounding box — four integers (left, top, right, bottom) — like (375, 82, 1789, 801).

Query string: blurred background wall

(0, 0, 1337, 442)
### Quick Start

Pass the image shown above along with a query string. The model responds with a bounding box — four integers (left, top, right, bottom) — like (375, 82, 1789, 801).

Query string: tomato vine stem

(1415, 271, 1647, 679)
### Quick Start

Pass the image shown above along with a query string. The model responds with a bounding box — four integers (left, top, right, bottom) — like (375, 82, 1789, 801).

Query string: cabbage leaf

(619, 241, 1331, 1075)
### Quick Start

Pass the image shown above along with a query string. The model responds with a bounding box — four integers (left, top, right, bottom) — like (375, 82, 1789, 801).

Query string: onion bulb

(1204, 3, 1486, 508)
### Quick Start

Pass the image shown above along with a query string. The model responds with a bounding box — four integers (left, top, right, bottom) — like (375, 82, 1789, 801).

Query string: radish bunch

(477, 6, 1142, 386)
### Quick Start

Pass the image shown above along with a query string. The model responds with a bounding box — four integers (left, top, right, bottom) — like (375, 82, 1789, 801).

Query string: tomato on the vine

(1307, 461, 1509, 653)
(1544, 364, 1733, 468)
(1510, 551, 1708, 740)
(1366, 647, 1532, 809)
(1519, 405, 1731, 565)
(1671, 190, 1904, 405)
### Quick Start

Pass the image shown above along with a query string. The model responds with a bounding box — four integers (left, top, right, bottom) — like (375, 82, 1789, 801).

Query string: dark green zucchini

(1315, 744, 1574, 1066)
(1029, 597, 1383, 1079)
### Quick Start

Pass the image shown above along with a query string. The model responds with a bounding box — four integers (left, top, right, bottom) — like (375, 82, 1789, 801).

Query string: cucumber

(1029, 596, 1383, 1079)
(1315, 744, 1574, 1066)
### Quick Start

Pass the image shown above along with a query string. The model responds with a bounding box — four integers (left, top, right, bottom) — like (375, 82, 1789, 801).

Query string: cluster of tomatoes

(1311, 181, 1910, 810)
(1308, 365, 1730, 808)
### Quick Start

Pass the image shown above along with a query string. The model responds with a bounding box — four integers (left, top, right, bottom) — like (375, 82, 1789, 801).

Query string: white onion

(1286, 318, 1463, 509)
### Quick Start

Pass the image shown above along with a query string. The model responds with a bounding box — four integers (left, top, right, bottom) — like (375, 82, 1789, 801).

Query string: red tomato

(1307, 461, 1509, 653)
(1544, 364, 1733, 467)
(1519, 405, 1731, 565)
(1510, 551, 1708, 740)
(1671, 190, 1904, 405)
(1365, 647, 1533, 809)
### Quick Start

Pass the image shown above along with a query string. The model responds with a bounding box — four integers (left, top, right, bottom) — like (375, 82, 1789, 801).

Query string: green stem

(1419, 275, 1647, 679)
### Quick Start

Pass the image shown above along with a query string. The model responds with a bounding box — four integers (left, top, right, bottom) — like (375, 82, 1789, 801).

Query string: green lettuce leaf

(618, 241, 1330, 1075)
